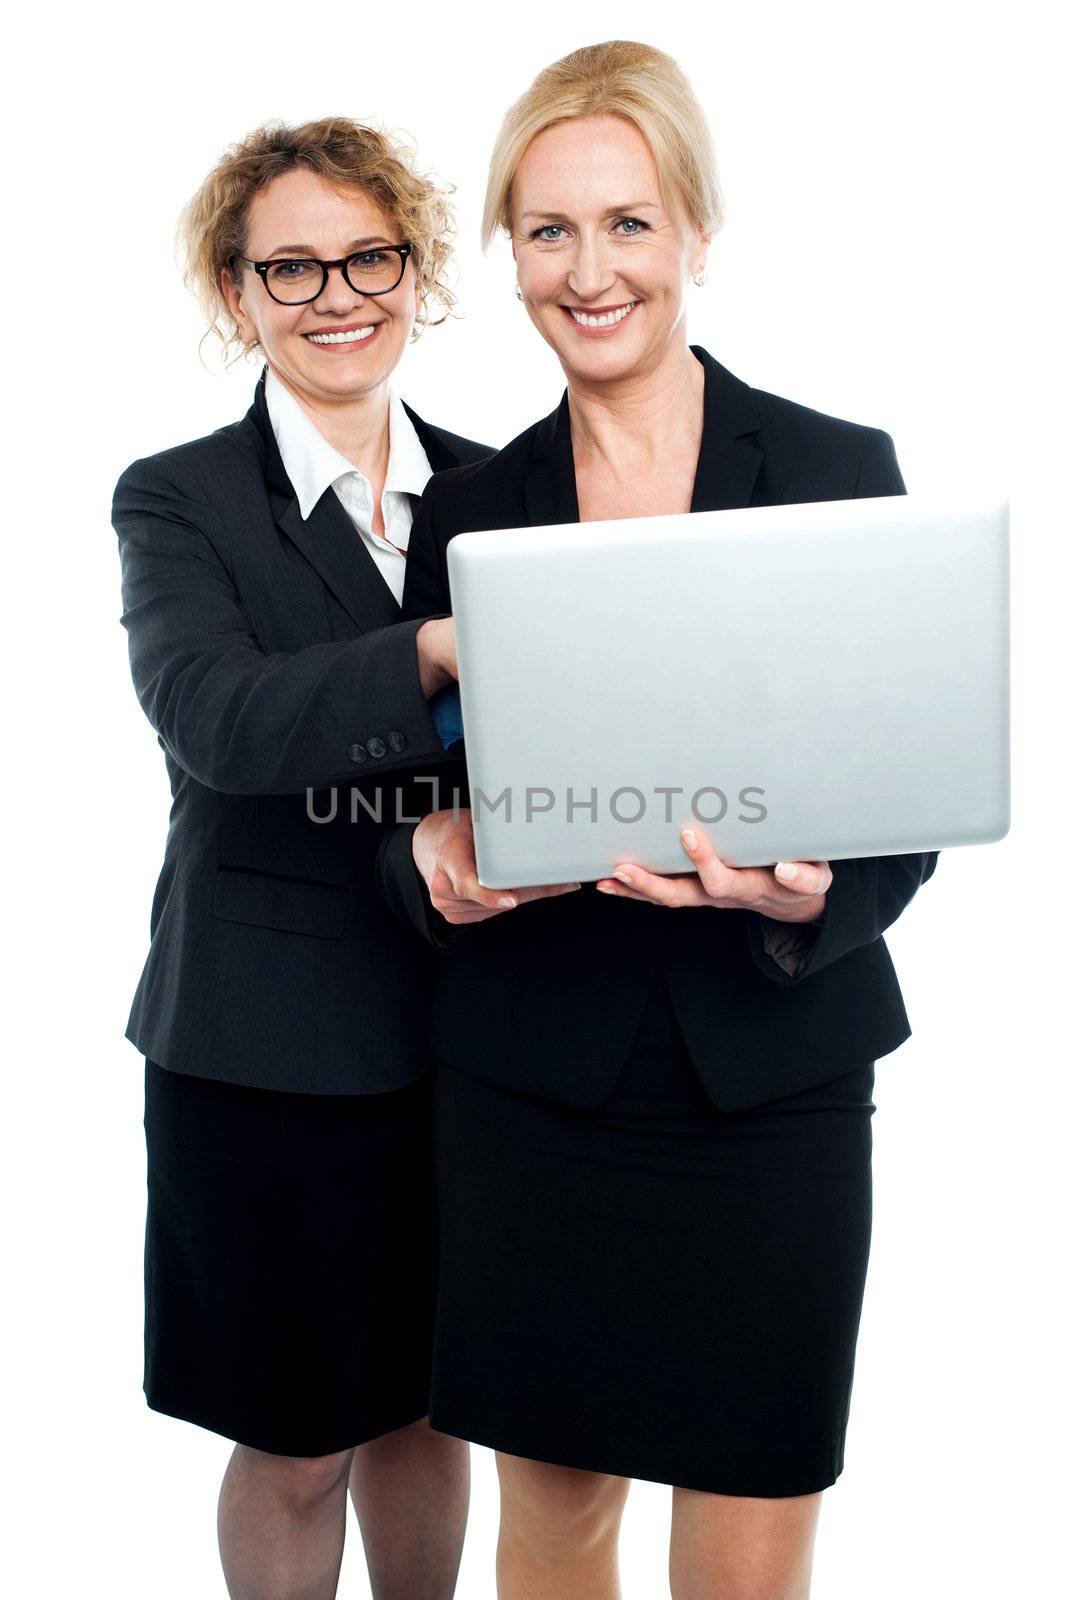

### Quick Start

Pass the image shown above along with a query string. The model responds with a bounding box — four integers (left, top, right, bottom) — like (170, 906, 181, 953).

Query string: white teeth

(569, 302, 636, 328)
(307, 326, 379, 344)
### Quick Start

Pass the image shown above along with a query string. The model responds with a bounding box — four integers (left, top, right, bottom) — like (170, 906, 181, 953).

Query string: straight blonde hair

(482, 40, 725, 249)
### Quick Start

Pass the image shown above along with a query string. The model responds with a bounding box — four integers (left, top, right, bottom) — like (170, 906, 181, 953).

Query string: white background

(5, 0, 1062, 1594)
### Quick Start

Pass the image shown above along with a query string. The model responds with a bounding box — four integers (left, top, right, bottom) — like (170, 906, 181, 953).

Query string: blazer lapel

(402, 401, 465, 473)
(251, 369, 401, 633)
(278, 493, 401, 632)
(523, 391, 581, 526)
(400, 400, 463, 537)
(689, 346, 764, 513)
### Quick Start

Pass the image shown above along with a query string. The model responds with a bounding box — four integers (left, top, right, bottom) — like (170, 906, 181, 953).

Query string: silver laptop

(447, 493, 1010, 889)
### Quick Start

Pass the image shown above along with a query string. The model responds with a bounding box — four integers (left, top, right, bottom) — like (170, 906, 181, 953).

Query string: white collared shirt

(264, 364, 434, 604)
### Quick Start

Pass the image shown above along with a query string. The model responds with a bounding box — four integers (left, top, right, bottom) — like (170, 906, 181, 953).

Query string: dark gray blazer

(376, 346, 938, 1112)
(112, 368, 493, 1093)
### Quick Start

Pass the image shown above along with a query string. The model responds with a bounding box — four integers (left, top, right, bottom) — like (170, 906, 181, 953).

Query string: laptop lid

(447, 493, 1010, 888)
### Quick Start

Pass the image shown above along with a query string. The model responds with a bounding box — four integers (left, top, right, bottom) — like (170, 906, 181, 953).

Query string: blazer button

(347, 743, 368, 764)
(367, 736, 387, 759)
(387, 730, 407, 753)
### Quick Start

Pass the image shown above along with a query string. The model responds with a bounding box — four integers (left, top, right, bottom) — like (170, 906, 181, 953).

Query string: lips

(305, 323, 382, 346)
(564, 301, 638, 330)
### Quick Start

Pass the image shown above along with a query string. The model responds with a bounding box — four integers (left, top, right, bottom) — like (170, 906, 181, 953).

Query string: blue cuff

(429, 682, 465, 749)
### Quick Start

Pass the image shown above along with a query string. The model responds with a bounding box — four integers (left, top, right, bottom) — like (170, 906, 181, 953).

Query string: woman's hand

(596, 825, 830, 924)
(415, 617, 458, 698)
(413, 808, 582, 925)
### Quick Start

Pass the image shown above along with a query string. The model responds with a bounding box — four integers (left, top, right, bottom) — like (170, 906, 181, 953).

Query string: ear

(221, 262, 258, 346)
(693, 229, 713, 280)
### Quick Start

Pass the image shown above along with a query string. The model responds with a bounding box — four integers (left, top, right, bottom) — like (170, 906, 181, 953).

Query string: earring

(693, 270, 707, 288)
(515, 285, 524, 301)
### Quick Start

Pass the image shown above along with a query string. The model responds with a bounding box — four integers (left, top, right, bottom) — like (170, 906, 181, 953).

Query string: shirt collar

(382, 384, 434, 500)
(264, 365, 433, 521)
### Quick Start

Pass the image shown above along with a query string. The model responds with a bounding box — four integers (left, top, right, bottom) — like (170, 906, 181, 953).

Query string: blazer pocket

(212, 865, 348, 939)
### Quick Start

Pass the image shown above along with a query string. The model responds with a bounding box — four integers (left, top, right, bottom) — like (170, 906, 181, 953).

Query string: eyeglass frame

(231, 242, 414, 305)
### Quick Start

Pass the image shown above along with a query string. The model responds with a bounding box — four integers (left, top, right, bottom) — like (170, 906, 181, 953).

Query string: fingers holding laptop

(412, 808, 581, 925)
(597, 825, 831, 922)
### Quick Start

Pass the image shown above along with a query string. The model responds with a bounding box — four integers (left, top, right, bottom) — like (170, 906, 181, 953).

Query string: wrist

(760, 892, 826, 926)
(416, 619, 455, 698)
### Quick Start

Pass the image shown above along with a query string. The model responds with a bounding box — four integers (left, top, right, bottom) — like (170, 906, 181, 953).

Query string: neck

(270, 367, 392, 475)
(565, 335, 704, 469)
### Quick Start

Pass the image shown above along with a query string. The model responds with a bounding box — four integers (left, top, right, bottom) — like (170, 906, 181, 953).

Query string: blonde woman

(377, 43, 937, 1600)
(111, 119, 490, 1599)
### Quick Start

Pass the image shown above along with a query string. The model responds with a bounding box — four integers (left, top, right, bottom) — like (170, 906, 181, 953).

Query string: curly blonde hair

(178, 116, 458, 364)
(483, 40, 725, 249)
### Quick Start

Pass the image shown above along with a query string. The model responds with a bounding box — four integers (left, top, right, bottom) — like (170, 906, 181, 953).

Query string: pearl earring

(693, 270, 707, 288)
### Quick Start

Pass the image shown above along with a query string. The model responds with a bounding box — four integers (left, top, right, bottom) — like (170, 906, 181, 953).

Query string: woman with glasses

(377, 42, 938, 1600)
(111, 117, 490, 1600)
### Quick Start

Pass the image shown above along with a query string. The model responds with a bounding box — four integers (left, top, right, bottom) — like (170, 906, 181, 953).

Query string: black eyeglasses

(233, 243, 413, 305)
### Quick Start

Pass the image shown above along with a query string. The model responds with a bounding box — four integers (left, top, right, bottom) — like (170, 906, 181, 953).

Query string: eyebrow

(518, 202, 661, 222)
(262, 237, 396, 257)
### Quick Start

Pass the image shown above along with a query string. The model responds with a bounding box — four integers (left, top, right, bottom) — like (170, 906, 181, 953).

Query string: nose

(567, 234, 614, 305)
(315, 262, 367, 313)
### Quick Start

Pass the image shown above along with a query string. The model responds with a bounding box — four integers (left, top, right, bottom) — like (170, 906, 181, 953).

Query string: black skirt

(429, 970, 876, 1497)
(143, 1058, 438, 1457)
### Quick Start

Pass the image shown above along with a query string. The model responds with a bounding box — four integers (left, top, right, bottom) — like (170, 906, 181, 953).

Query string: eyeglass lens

(264, 250, 403, 303)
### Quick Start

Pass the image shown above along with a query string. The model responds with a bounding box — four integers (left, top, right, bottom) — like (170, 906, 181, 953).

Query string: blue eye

(616, 217, 647, 235)
(536, 225, 566, 241)
(271, 260, 314, 279)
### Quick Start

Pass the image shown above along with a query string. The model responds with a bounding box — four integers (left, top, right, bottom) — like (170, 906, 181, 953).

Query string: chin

(568, 341, 651, 378)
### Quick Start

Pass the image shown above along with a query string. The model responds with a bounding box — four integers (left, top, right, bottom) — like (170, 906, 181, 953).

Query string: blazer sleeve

(112, 452, 445, 795)
(745, 425, 939, 984)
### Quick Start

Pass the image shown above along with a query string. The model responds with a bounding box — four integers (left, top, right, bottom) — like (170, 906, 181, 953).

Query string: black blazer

(112, 368, 493, 1094)
(376, 346, 939, 1112)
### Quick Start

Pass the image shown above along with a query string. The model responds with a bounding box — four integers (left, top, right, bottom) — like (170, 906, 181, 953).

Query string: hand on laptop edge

(412, 807, 582, 926)
(597, 826, 830, 923)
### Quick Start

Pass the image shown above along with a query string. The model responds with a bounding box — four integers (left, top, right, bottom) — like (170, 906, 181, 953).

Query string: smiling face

(510, 114, 710, 386)
(220, 166, 420, 406)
